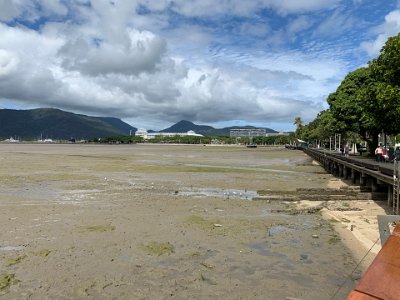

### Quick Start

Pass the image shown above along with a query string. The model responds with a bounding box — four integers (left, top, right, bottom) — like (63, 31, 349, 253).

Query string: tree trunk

(367, 132, 379, 157)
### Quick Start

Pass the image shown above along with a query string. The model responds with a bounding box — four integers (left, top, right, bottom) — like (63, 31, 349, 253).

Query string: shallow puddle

(178, 162, 304, 174)
(0, 246, 25, 251)
(178, 188, 258, 200)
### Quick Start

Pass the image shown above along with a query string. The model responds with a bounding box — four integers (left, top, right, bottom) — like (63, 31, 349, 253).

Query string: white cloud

(287, 16, 312, 37)
(0, 0, 68, 22)
(166, 0, 341, 17)
(313, 8, 356, 38)
(59, 29, 167, 76)
(361, 10, 400, 56)
(0, 0, 19, 21)
(0, 0, 360, 131)
(265, 0, 341, 15)
(239, 22, 270, 38)
(39, 0, 68, 16)
(0, 49, 19, 77)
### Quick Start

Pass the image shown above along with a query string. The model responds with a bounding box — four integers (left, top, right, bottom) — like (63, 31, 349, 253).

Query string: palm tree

(294, 117, 305, 139)
(294, 116, 303, 130)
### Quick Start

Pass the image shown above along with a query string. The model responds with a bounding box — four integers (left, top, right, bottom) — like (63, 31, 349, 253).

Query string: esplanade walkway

(303, 147, 399, 215)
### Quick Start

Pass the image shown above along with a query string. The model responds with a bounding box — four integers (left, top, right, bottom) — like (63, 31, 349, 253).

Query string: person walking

(344, 144, 349, 157)
(375, 145, 383, 162)
(395, 146, 400, 162)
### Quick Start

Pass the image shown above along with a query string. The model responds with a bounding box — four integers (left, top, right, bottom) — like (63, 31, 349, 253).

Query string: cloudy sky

(0, 0, 399, 131)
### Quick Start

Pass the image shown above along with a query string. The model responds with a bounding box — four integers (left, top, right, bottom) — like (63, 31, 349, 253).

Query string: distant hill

(160, 120, 278, 137)
(160, 120, 214, 133)
(0, 108, 136, 140)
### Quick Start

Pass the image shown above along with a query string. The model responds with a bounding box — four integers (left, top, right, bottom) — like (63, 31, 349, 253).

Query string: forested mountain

(160, 120, 214, 133)
(160, 120, 278, 137)
(0, 108, 136, 140)
(0, 108, 281, 140)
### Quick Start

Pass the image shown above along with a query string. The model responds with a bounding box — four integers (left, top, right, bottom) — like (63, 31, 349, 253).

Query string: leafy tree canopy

(300, 32, 400, 153)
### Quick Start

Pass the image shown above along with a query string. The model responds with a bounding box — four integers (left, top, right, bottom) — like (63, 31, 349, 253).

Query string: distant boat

(247, 144, 257, 148)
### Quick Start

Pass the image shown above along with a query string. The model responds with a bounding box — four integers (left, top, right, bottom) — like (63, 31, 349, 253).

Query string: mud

(0, 144, 374, 299)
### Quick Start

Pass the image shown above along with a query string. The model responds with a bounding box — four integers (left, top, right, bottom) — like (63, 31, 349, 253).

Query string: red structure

(347, 224, 400, 299)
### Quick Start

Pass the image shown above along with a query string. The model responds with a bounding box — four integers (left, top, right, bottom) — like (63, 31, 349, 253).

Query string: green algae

(0, 274, 18, 294)
(328, 234, 341, 244)
(33, 249, 52, 257)
(143, 242, 175, 256)
(200, 262, 215, 269)
(79, 224, 115, 233)
(185, 215, 212, 227)
(200, 273, 217, 285)
(6, 255, 26, 267)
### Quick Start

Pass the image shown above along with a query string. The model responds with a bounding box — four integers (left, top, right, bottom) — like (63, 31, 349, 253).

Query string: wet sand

(0, 144, 389, 299)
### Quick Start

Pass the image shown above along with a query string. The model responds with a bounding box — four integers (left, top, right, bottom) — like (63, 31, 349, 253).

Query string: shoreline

(302, 177, 389, 273)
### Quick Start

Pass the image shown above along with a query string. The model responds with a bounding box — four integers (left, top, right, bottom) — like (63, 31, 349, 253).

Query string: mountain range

(160, 120, 277, 136)
(0, 108, 136, 140)
(0, 108, 279, 139)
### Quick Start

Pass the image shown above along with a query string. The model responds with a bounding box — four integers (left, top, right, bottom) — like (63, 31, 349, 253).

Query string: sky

(0, 0, 399, 131)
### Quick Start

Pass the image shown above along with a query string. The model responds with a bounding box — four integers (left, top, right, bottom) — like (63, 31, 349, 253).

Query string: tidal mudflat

(0, 144, 381, 299)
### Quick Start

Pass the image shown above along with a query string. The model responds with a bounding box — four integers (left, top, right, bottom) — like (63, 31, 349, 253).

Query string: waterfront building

(265, 132, 290, 137)
(230, 128, 266, 138)
(135, 128, 203, 140)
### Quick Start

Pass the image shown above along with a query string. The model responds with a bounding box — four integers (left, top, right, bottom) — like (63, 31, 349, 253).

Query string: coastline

(299, 177, 389, 273)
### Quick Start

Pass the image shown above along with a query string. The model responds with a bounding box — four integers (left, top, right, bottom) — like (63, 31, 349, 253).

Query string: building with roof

(135, 128, 203, 140)
(230, 128, 266, 138)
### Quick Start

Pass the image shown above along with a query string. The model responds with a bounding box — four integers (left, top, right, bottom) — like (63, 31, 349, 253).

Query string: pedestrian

(382, 147, 389, 162)
(344, 144, 349, 157)
(375, 145, 383, 162)
(395, 146, 400, 162)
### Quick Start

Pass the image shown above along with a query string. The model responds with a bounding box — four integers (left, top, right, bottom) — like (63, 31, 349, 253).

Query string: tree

(303, 110, 337, 142)
(369, 32, 400, 139)
(293, 116, 304, 139)
(300, 33, 400, 154)
(370, 32, 400, 87)
(327, 67, 385, 153)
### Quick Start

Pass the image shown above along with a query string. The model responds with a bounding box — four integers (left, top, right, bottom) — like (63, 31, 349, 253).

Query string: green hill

(160, 120, 214, 133)
(0, 108, 136, 140)
(160, 121, 277, 137)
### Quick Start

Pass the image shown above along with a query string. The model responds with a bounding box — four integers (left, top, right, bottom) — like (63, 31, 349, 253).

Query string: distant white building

(265, 132, 290, 137)
(135, 128, 149, 139)
(4, 137, 19, 142)
(230, 128, 266, 138)
(135, 128, 203, 140)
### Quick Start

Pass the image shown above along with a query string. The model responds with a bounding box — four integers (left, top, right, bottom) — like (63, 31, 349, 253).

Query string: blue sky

(0, 0, 399, 131)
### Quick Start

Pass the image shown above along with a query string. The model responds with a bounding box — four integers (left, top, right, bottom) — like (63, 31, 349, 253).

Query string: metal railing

(394, 160, 400, 214)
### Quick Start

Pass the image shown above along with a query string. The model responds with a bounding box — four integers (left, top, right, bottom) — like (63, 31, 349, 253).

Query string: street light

(334, 133, 341, 153)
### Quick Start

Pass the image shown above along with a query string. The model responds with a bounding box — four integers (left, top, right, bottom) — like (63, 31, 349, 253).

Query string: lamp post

(335, 133, 341, 153)
(334, 134, 337, 151)
(351, 131, 358, 155)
